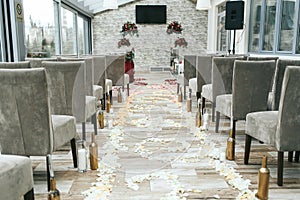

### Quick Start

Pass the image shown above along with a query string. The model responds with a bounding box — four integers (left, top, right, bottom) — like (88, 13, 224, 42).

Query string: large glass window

(297, 8, 300, 53)
(24, 0, 56, 57)
(249, 0, 262, 52)
(24, 0, 92, 57)
(262, 0, 277, 51)
(78, 16, 84, 55)
(61, 7, 77, 55)
(278, 0, 296, 51)
(249, 0, 300, 54)
(217, 3, 230, 52)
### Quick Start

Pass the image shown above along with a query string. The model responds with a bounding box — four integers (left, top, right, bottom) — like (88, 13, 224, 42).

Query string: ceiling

(64, 0, 197, 15)
(64, 0, 138, 15)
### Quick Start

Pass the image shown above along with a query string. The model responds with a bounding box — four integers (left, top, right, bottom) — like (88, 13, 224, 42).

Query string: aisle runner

(82, 77, 258, 200)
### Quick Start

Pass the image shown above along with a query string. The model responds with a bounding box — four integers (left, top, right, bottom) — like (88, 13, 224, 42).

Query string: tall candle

(203, 113, 209, 124)
(78, 148, 87, 172)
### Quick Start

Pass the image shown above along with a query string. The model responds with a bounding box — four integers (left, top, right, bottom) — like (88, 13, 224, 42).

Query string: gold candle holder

(256, 155, 269, 200)
(187, 98, 192, 112)
(196, 106, 202, 127)
(97, 111, 104, 129)
(226, 130, 235, 160)
(117, 88, 122, 103)
(89, 133, 98, 170)
(48, 177, 61, 200)
(178, 87, 183, 102)
(106, 94, 111, 113)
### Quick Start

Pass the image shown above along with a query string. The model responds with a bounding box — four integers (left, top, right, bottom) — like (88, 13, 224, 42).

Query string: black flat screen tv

(136, 5, 167, 24)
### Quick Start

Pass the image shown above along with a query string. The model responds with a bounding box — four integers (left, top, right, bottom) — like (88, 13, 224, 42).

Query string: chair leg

(244, 135, 252, 164)
(82, 122, 86, 141)
(201, 97, 206, 115)
(24, 188, 34, 200)
(288, 151, 293, 162)
(70, 138, 78, 168)
(46, 156, 51, 192)
(109, 90, 113, 105)
(277, 151, 284, 186)
(196, 92, 201, 102)
(215, 111, 220, 133)
(295, 151, 300, 162)
(183, 85, 187, 100)
(127, 83, 130, 96)
(101, 97, 105, 110)
(92, 113, 97, 135)
(212, 102, 215, 122)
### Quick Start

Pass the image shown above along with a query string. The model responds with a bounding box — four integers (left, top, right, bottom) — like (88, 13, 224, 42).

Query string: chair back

(212, 56, 245, 102)
(276, 66, 300, 151)
(0, 61, 30, 68)
(0, 68, 53, 156)
(272, 59, 300, 110)
(81, 56, 94, 96)
(183, 55, 197, 86)
(247, 56, 279, 61)
(196, 55, 212, 93)
(93, 55, 106, 88)
(232, 60, 276, 120)
(26, 58, 58, 68)
(106, 54, 125, 86)
(42, 61, 86, 123)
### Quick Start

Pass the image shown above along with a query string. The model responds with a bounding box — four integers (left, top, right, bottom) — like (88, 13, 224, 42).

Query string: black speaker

(225, 1, 245, 30)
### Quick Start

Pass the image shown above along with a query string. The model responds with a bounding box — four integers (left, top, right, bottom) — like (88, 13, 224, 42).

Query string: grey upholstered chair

(215, 60, 276, 134)
(0, 61, 31, 68)
(201, 56, 245, 121)
(0, 68, 78, 191)
(105, 54, 127, 103)
(195, 55, 213, 100)
(0, 155, 34, 200)
(93, 55, 106, 109)
(42, 61, 97, 140)
(244, 66, 300, 186)
(270, 59, 300, 111)
(183, 55, 197, 99)
(247, 56, 279, 61)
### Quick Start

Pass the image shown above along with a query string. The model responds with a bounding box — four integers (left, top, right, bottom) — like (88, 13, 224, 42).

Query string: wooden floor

(33, 71, 300, 199)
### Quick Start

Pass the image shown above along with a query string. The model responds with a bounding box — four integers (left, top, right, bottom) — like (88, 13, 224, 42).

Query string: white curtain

(196, 0, 211, 10)
(103, 0, 118, 9)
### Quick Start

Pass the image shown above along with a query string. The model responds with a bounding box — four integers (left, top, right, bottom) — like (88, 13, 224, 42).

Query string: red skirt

(125, 61, 134, 83)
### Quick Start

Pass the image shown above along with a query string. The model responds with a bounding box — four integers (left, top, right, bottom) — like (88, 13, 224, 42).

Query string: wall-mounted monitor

(136, 5, 167, 24)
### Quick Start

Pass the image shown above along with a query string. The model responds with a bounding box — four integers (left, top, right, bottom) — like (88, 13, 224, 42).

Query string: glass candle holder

(77, 140, 87, 173)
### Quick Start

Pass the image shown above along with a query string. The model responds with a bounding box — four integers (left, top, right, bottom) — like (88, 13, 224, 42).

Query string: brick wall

(93, 0, 208, 71)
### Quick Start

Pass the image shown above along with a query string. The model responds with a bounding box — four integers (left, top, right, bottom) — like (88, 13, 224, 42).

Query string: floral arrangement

(118, 38, 131, 48)
(125, 48, 135, 61)
(175, 37, 188, 48)
(167, 21, 183, 34)
(121, 21, 139, 37)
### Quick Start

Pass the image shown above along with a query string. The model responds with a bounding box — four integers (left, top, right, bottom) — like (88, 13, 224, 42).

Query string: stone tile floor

(33, 71, 300, 199)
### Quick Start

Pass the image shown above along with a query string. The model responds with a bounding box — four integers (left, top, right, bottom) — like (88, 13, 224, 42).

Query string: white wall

(92, 0, 208, 71)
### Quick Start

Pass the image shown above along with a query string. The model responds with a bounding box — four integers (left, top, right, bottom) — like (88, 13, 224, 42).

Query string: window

(24, 0, 56, 57)
(248, 0, 300, 54)
(262, 1, 277, 51)
(217, 3, 231, 52)
(78, 16, 91, 55)
(61, 7, 77, 55)
(24, 0, 92, 57)
(278, 0, 296, 51)
(249, 0, 262, 52)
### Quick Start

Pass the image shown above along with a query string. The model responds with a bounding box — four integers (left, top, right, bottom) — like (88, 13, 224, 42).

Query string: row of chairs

(0, 54, 129, 199)
(187, 55, 300, 186)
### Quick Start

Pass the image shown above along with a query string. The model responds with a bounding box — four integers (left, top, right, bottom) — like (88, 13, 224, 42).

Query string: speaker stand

(232, 29, 236, 55)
